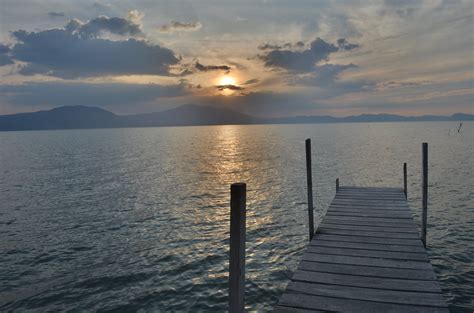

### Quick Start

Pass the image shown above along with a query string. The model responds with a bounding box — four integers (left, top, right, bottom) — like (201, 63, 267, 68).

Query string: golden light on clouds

(219, 75, 236, 86)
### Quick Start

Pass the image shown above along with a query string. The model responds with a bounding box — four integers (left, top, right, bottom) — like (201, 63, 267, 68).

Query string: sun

(219, 76, 236, 85)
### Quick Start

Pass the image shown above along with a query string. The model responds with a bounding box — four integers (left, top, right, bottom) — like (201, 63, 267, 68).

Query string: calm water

(0, 122, 473, 312)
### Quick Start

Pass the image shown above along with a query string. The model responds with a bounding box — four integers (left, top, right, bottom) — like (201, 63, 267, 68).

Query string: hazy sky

(0, 0, 472, 116)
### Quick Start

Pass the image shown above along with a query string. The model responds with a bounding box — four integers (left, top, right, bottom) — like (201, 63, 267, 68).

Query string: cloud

(216, 84, 244, 91)
(199, 91, 317, 117)
(0, 44, 10, 54)
(294, 41, 305, 48)
(258, 43, 283, 50)
(0, 44, 14, 66)
(65, 16, 143, 39)
(0, 81, 187, 108)
(241, 78, 259, 85)
(376, 80, 431, 90)
(294, 63, 357, 86)
(0, 55, 14, 66)
(126, 10, 145, 25)
(337, 38, 359, 51)
(195, 61, 230, 72)
(8, 24, 179, 78)
(48, 12, 66, 18)
(158, 21, 202, 32)
(261, 38, 342, 72)
(258, 41, 305, 50)
(289, 63, 374, 99)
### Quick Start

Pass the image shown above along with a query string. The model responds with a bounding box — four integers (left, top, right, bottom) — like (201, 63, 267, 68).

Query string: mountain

(119, 104, 260, 127)
(0, 105, 472, 131)
(273, 113, 474, 124)
(0, 104, 260, 131)
(0, 106, 118, 131)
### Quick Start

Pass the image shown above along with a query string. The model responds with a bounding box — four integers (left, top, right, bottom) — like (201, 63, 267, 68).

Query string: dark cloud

(65, 16, 143, 38)
(294, 41, 305, 48)
(258, 41, 306, 50)
(261, 38, 339, 72)
(242, 78, 259, 85)
(0, 44, 13, 66)
(199, 91, 316, 117)
(290, 63, 374, 98)
(377, 80, 431, 89)
(0, 55, 14, 66)
(158, 21, 202, 32)
(195, 61, 231, 72)
(261, 37, 359, 72)
(0, 81, 187, 108)
(294, 64, 357, 86)
(258, 43, 283, 50)
(9, 26, 179, 78)
(337, 38, 359, 51)
(0, 44, 10, 54)
(216, 84, 244, 91)
(384, 0, 421, 17)
(48, 12, 66, 18)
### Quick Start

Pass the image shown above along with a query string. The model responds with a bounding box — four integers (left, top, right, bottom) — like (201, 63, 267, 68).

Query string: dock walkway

(275, 186, 448, 313)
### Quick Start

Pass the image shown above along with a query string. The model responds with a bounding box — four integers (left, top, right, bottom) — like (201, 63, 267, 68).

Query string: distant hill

(0, 104, 260, 131)
(0, 106, 118, 131)
(272, 112, 474, 124)
(0, 104, 472, 131)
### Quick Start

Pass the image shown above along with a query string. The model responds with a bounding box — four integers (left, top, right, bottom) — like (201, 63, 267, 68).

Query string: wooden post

(403, 163, 407, 200)
(421, 143, 428, 248)
(305, 139, 315, 241)
(229, 183, 246, 313)
(336, 178, 339, 193)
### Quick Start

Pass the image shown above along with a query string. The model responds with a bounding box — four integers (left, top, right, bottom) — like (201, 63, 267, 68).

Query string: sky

(0, 0, 472, 117)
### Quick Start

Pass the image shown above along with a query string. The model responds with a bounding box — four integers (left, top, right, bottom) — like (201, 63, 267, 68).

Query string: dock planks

(274, 186, 448, 313)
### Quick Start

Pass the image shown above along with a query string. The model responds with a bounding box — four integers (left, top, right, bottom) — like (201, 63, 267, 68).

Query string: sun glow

(219, 76, 236, 86)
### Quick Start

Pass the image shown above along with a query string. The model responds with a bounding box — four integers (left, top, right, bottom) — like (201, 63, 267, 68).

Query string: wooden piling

(305, 139, 315, 241)
(403, 163, 407, 199)
(421, 143, 428, 248)
(229, 183, 246, 313)
(336, 178, 339, 193)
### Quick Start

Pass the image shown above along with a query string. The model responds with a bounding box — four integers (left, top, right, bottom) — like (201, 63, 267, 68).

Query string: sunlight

(219, 76, 236, 86)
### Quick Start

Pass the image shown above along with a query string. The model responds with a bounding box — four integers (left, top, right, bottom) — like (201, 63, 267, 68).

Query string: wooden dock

(274, 186, 448, 313)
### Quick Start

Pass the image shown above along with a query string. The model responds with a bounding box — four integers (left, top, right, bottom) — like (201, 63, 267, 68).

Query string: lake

(0, 122, 472, 312)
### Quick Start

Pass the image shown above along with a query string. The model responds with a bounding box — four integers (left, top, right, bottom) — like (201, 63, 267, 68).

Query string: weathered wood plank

(335, 190, 401, 198)
(329, 205, 411, 212)
(319, 223, 419, 234)
(339, 186, 403, 191)
(313, 233, 423, 246)
(328, 209, 412, 216)
(306, 246, 428, 261)
(310, 238, 426, 253)
(273, 306, 325, 313)
(278, 293, 449, 313)
(335, 195, 406, 201)
(322, 218, 416, 228)
(322, 216, 417, 225)
(298, 261, 437, 280)
(286, 281, 446, 306)
(317, 227, 420, 239)
(302, 252, 433, 270)
(331, 201, 409, 207)
(337, 190, 404, 194)
(326, 212, 413, 219)
(275, 186, 447, 312)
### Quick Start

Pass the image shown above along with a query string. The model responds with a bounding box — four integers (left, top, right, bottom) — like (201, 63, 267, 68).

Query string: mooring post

(421, 143, 428, 248)
(403, 163, 407, 199)
(336, 178, 339, 193)
(305, 139, 315, 241)
(229, 183, 246, 313)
